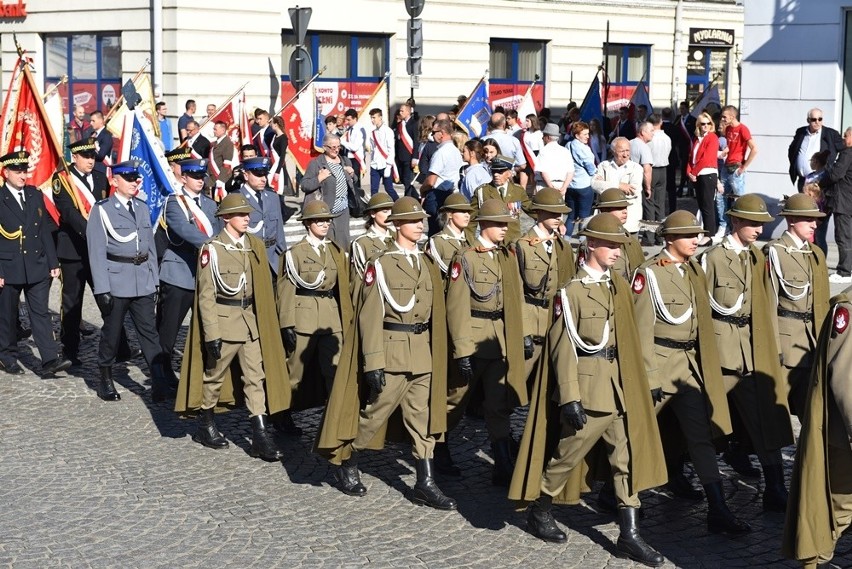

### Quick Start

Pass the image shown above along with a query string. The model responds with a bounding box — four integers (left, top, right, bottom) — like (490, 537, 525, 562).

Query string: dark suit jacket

(0, 184, 59, 284)
(787, 125, 843, 184)
(662, 121, 679, 166)
(825, 146, 852, 215)
(92, 127, 113, 176)
(191, 135, 211, 159)
(393, 117, 419, 163)
(674, 114, 696, 150)
(53, 168, 109, 261)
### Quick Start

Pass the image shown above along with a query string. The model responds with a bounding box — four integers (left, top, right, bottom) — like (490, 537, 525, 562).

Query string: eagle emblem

(450, 262, 461, 281)
(364, 265, 375, 286)
(632, 273, 646, 294)
(200, 249, 210, 268)
(834, 306, 849, 334)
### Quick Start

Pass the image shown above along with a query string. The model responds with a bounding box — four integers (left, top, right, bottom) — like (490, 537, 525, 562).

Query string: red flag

(1, 59, 63, 224)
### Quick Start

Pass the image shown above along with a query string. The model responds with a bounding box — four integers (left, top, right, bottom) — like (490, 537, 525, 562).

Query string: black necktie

(256, 191, 263, 211)
(194, 197, 200, 208)
(127, 200, 135, 219)
(18, 190, 25, 210)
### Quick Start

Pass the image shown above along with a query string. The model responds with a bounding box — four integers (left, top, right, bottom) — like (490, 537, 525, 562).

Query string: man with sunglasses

(787, 108, 843, 192)
(237, 156, 287, 278)
(157, 159, 221, 386)
(87, 161, 173, 402)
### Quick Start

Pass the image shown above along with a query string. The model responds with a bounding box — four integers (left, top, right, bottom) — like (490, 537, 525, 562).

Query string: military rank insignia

(632, 273, 645, 294)
(450, 262, 461, 281)
(834, 305, 849, 335)
(364, 264, 375, 286)
(53, 178, 62, 195)
(200, 249, 210, 268)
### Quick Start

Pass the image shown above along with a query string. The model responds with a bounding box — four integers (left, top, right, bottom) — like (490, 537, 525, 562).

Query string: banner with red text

(488, 83, 544, 113)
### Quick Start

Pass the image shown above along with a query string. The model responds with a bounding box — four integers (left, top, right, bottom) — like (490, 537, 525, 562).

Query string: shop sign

(689, 28, 734, 47)
(0, 0, 26, 19)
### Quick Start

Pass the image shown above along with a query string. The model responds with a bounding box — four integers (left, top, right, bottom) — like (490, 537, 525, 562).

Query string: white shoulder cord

(428, 236, 449, 274)
(285, 247, 325, 289)
(700, 248, 744, 315)
(559, 287, 610, 358)
(207, 243, 247, 296)
(768, 245, 809, 302)
(351, 238, 368, 278)
(374, 257, 416, 313)
(98, 204, 138, 244)
(645, 267, 693, 325)
(246, 219, 264, 235)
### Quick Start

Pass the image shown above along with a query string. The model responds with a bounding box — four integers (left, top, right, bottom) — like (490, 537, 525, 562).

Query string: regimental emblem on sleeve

(578, 250, 586, 266)
(450, 262, 461, 281)
(834, 306, 849, 334)
(364, 264, 375, 286)
(553, 295, 562, 319)
(200, 249, 210, 268)
(632, 273, 646, 294)
(52, 178, 62, 195)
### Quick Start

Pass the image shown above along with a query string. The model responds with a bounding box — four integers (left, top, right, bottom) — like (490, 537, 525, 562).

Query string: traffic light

(407, 17, 422, 76)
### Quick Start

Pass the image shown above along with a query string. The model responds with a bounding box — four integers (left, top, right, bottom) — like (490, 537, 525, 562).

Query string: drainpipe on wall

(152, 0, 163, 97)
(671, 0, 683, 108)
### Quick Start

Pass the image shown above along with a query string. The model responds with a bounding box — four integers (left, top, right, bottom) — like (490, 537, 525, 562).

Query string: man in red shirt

(720, 105, 758, 199)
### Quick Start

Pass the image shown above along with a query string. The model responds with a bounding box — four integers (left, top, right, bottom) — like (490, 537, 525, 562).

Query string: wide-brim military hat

(365, 192, 395, 212)
(111, 160, 141, 177)
(0, 150, 29, 171)
(531, 188, 571, 214)
(579, 213, 631, 244)
(387, 196, 428, 221)
(68, 139, 97, 158)
(778, 193, 826, 218)
(661, 210, 705, 235)
(475, 198, 514, 223)
(300, 199, 339, 221)
(216, 193, 253, 217)
(440, 193, 474, 212)
(596, 187, 630, 209)
(165, 146, 193, 164)
(726, 194, 774, 223)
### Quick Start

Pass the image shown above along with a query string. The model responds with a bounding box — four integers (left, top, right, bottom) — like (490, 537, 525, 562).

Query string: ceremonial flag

(516, 82, 538, 171)
(43, 83, 66, 150)
(206, 87, 250, 157)
(455, 77, 491, 139)
(690, 84, 721, 118)
(282, 84, 316, 174)
(107, 72, 159, 139)
(629, 79, 653, 115)
(0, 57, 65, 224)
(579, 74, 603, 125)
(119, 109, 180, 226)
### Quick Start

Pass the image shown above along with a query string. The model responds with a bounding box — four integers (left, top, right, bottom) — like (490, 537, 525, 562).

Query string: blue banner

(314, 96, 326, 153)
(455, 79, 491, 139)
(127, 111, 176, 226)
(579, 75, 602, 125)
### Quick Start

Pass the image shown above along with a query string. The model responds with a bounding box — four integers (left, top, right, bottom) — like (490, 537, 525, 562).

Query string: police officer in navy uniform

(86, 160, 173, 402)
(156, 159, 221, 383)
(52, 139, 136, 367)
(238, 157, 286, 278)
(0, 150, 71, 376)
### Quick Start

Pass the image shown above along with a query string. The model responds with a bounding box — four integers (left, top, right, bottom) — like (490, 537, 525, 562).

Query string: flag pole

(356, 72, 391, 120)
(453, 74, 488, 135)
(105, 59, 151, 121)
(277, 66, 328, 115)
(42, 75, 67, 102)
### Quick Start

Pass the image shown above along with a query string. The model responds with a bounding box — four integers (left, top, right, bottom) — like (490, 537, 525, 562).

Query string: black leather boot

(434, 440, 461, 477)
(616, 507, 664, 567)
(335, 450, 367, 497)
(526, 495, 567, 543)
(762, 463, 788, 513)
(411, 459, 457, 510)
(192, 408, 229, 449)
(665, 456, 703, 500)
(491, 438, 515, 487)
(722, 442, 761, 478)
(97, 366, 120, 401)
(271, 410, 303, 436)
(150, 359, 177, 403)
(249, 415, 284, 461)
(703, 481, 751, 535)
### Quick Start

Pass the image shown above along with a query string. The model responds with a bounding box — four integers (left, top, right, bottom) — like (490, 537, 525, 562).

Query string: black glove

(456, 357, 474, 382)
(560, 401, 587, 431)
(204, 339, 222, 364)
(282, 327, 297, 355)
(523, 335, 534, 360)
(364, 369, 386, 404)
(650, 388, 665, 404)
(95, 293, 114, 317)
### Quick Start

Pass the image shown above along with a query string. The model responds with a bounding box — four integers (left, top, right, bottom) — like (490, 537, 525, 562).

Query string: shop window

(281, 32, 388, 81)
(606, 44, 651, 85)
(489, 39, 545, 82)
(43, 33, 122, 116)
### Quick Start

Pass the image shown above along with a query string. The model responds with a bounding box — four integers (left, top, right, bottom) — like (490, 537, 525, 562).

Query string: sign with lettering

(689, 28, 735, 47)
(0, 0, 26, 18)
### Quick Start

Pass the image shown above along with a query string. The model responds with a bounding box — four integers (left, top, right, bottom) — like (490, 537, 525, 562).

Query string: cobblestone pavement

(1, 228, 851, 568)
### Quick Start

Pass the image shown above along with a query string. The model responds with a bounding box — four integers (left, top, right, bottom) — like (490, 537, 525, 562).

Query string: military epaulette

(95, 198, 110, 205)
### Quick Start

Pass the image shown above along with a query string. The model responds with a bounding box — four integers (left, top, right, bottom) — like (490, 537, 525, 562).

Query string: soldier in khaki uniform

(700, 194, 793, 512)
(512, 187, 576, 383)
(278, 200, 352, 432)
(632, 210, 750, 535)
(470, 156, 532, 244)
(176, 193, 287, 462)
(445, 199, 526, 486)
(577, 187, 646, 281)
(510, 214, 665, 567)
(783, 293, 852, 568)
(763, 193, 830, 416)
(349, 192, 394, 297)
(317, 197, 455, 510)
(426, 193, 474, 278)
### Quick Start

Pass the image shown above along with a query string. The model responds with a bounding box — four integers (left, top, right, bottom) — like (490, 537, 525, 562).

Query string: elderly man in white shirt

(591, 137, 644, 234)
(534, 123, 573, 195)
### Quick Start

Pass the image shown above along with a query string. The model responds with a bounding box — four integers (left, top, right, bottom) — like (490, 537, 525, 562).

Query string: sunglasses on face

(699, 122, 711, 126)
(808, 117, 823, 123)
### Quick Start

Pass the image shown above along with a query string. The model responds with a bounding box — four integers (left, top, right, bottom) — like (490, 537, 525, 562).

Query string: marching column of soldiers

(0, 137, 849, 567)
